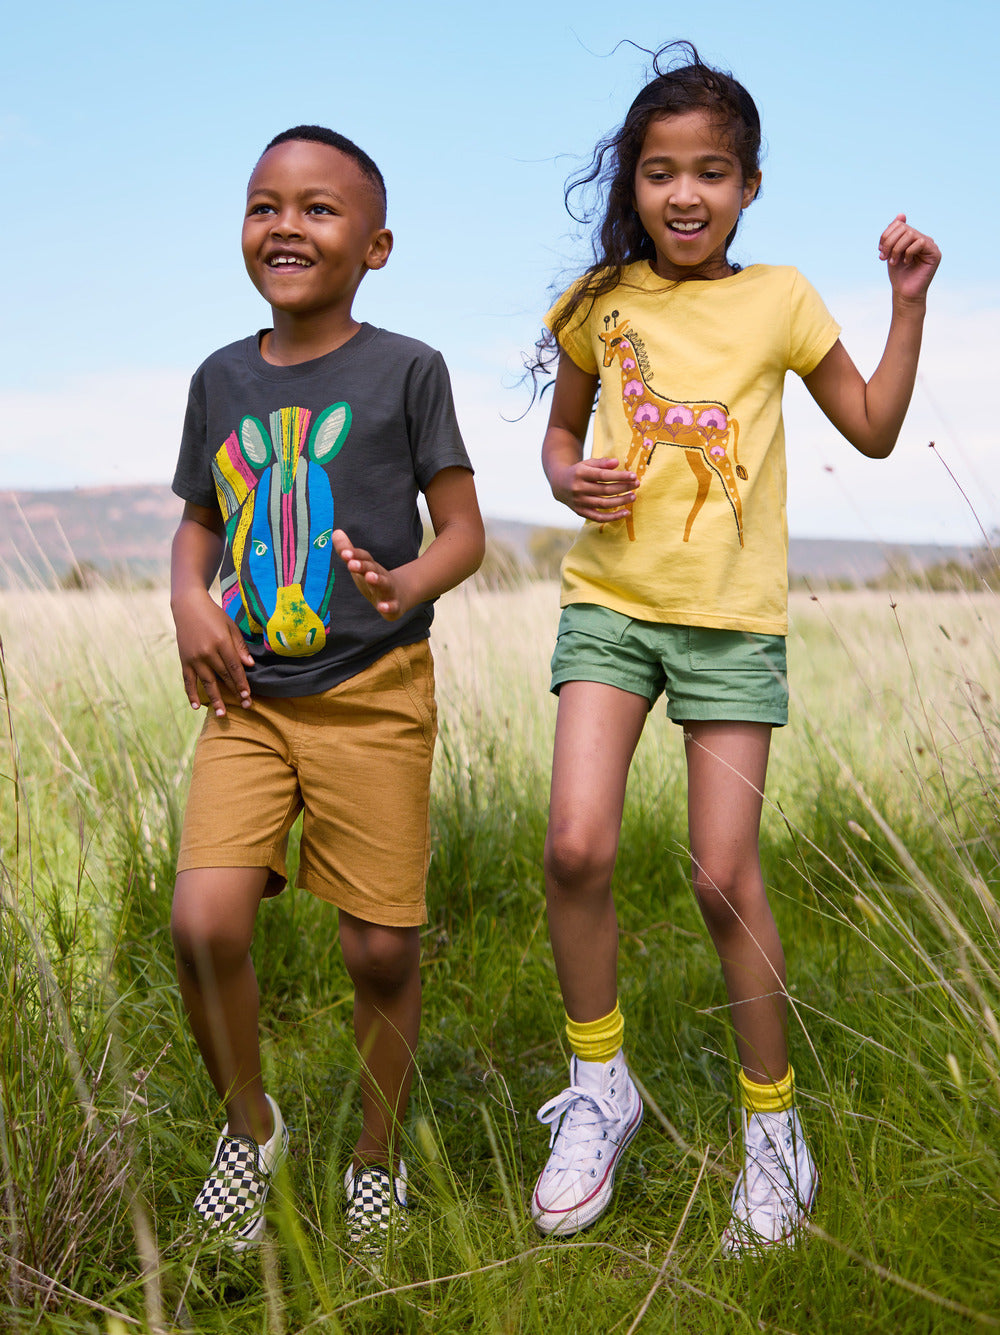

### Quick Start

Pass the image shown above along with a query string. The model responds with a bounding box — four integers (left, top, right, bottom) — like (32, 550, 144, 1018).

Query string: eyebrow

(246, 185, 347, 202)
(639, 152, 736, 169)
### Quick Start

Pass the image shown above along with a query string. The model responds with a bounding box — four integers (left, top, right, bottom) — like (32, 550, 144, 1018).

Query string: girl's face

(633, 109, 760, 281)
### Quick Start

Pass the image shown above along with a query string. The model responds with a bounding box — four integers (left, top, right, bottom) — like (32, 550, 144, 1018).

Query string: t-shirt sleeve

(405, 349, 474, 492)
(171, 368, 218, 508)
(544, 282, 599, 375)
(789, 271, 841, 377)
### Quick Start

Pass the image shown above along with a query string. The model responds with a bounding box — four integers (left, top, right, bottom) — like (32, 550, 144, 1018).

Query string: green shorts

(550, 603, 788, 726)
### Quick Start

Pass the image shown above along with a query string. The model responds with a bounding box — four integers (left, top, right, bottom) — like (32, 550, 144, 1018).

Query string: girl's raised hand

(879, 214, 941, 301)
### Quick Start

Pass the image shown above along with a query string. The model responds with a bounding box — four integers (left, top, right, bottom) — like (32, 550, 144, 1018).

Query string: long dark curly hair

(528, 41, 762, 392)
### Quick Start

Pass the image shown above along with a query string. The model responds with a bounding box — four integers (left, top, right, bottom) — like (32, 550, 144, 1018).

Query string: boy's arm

(332, 465, 485, 621)
(803, 215, 941, 459)
(170, 501, 254, 715)
(542, 352, 636, 521)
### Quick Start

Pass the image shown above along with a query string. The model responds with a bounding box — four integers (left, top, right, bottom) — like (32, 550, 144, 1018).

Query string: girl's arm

(543, 351, 637, 522)
(803, 215, 941, 459)
(170, 501, 254, 715)
(332, 465, 485, 620)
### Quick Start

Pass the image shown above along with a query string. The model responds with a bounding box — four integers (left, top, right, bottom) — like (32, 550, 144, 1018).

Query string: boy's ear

(366, 228, 393, 271)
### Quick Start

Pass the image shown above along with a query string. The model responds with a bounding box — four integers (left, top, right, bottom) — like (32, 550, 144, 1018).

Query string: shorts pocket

(556, 603, 633, 646)
(687, 628, 787, 674)
(392, 642, 437, 748)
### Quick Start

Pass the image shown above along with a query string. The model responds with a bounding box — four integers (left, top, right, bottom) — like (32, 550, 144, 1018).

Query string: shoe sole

(721, 1169, 819, 1256)
(532, 1101, 644, 1238)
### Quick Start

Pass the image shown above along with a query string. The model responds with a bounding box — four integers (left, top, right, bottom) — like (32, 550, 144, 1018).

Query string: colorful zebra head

(211, 402, 351, 657)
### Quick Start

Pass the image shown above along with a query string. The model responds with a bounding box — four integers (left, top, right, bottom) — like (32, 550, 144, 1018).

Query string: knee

(544, 818, 617, 891)
(690, 858, 760, 936)
(170, 894, 251, 976)
(341, 921, 419, 996)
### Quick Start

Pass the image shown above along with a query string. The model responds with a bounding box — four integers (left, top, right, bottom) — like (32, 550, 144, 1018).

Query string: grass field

(1, 580, 999, 1333)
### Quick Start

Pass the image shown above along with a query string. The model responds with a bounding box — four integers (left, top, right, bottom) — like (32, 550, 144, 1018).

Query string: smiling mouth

(266, 255, 313, 268)
(668, 221, 707, 234)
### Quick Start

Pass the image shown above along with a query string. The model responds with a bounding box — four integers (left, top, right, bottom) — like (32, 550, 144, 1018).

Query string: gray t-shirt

(172, 323, 472, 696)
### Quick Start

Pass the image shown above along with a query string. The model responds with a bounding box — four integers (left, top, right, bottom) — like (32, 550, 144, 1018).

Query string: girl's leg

(683, 721, 787, 1084)
(338, 908, 421, 1168)
(171, 866, 273, 1142)
(544, 680, 650, 1022)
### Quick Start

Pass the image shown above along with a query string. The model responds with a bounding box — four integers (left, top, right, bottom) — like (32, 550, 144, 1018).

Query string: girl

(530, 42, 939, 1252)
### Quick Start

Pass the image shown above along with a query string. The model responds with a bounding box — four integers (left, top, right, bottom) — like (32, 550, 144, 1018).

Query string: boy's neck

(260, 310, 364, 366)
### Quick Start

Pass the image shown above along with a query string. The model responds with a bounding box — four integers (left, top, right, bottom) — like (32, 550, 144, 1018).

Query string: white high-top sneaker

(532, 1051, 643, 1236)
(722, 1106, 818, 1253)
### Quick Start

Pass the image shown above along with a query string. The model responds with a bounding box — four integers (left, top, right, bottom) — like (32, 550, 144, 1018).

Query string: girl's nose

(671, 174, 701, 207)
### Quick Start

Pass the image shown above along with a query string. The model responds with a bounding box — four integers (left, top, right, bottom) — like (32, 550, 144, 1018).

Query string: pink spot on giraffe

(698, 408, 727, 431)
(621, 357, 636, 370)
(633, 403, 659, 425)
(664, 405, 695, 426)
(623, 379, 643, 398)
(709, 444, 726, 460)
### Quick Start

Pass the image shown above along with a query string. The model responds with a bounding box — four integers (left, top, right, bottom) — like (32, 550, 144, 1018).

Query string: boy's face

(242, 140, 392, 321)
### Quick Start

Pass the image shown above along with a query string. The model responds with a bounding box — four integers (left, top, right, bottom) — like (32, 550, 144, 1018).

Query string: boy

(169, 124, 484, 1256)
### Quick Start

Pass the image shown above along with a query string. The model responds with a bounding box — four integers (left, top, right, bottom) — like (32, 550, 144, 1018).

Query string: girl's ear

(742, 172, 762, 209)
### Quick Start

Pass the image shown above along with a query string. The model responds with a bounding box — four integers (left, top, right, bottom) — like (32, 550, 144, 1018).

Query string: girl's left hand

(878, 214, 941, 301)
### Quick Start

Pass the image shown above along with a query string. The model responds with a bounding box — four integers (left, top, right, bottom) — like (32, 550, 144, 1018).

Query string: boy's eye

(248, 203, 276, 216)
(307, 204, 335, 215)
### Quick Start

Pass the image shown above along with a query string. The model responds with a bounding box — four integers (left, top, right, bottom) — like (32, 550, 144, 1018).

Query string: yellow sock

(565, 1004, 624, 1064)
(739, 1065, 795, 1115)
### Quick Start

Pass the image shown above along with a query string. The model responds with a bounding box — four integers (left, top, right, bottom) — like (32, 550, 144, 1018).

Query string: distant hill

(0, 484, 981, 588)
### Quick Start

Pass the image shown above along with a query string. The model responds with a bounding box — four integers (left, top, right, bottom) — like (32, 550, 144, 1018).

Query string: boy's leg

(338, 908, 421, 1167)
(171, 866, 272, 1142)
(683, 720, 816, 1249)
(533, 680, 648, 1236)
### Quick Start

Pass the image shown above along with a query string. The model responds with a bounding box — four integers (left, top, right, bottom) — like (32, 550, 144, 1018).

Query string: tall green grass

(1, 578, 998, 1332)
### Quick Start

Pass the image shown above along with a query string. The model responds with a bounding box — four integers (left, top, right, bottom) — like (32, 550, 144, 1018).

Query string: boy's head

(243, 126, 392, 323)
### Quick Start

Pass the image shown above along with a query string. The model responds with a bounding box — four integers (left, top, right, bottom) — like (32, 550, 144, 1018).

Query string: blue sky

(2, 0, 997, 542)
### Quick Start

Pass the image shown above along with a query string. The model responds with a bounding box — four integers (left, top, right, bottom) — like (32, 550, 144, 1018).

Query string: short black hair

(261, 125, 387, 222)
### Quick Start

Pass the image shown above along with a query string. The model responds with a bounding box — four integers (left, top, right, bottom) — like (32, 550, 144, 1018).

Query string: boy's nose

(271, 209, 305, 237)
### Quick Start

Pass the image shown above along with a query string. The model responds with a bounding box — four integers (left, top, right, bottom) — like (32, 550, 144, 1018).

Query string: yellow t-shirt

(547, 262, 840, 634)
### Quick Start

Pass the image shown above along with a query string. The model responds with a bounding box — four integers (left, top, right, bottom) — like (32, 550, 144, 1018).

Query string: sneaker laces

(739, 1112, 801, 1217)
(537, 1085, 622, 1166)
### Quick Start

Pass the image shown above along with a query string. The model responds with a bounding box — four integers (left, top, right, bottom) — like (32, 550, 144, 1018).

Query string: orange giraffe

(598, 316, 748, 546)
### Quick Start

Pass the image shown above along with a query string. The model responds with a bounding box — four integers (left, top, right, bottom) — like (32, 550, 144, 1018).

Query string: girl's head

(580, 42, 762, 280)
(529, 43, 762, 389)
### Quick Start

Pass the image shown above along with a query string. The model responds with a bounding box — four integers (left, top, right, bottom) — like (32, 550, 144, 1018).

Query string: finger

(182, 665, 202, 711)
(222, 647, 253, 707)
(204, 680, 228, 718)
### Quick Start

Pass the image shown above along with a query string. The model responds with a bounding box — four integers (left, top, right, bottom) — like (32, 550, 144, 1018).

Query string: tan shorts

(177, 640, 437, 927)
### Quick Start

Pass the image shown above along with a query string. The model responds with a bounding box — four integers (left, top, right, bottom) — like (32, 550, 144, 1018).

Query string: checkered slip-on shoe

(344, 1159, 409, 1256)
(192, 1094, 288, 1251)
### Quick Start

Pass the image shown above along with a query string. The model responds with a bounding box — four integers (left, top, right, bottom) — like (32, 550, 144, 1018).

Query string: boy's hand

(333, 529, 412, 621)
(879, 214, 941, 302)
(172, 588, 254, 716)
(550, 455, 637, 523)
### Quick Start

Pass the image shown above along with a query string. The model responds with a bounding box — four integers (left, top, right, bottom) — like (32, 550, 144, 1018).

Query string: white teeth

(268, 256, 310, 266)
(670, 221, 705, 232)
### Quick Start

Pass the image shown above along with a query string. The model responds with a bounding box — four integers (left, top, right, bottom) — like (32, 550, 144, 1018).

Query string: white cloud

(0, 369, 189, 489)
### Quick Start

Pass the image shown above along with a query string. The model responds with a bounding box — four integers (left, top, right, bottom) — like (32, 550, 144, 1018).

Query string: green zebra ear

(240, 416, 272, 466)
(310, 402, 352, 463)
